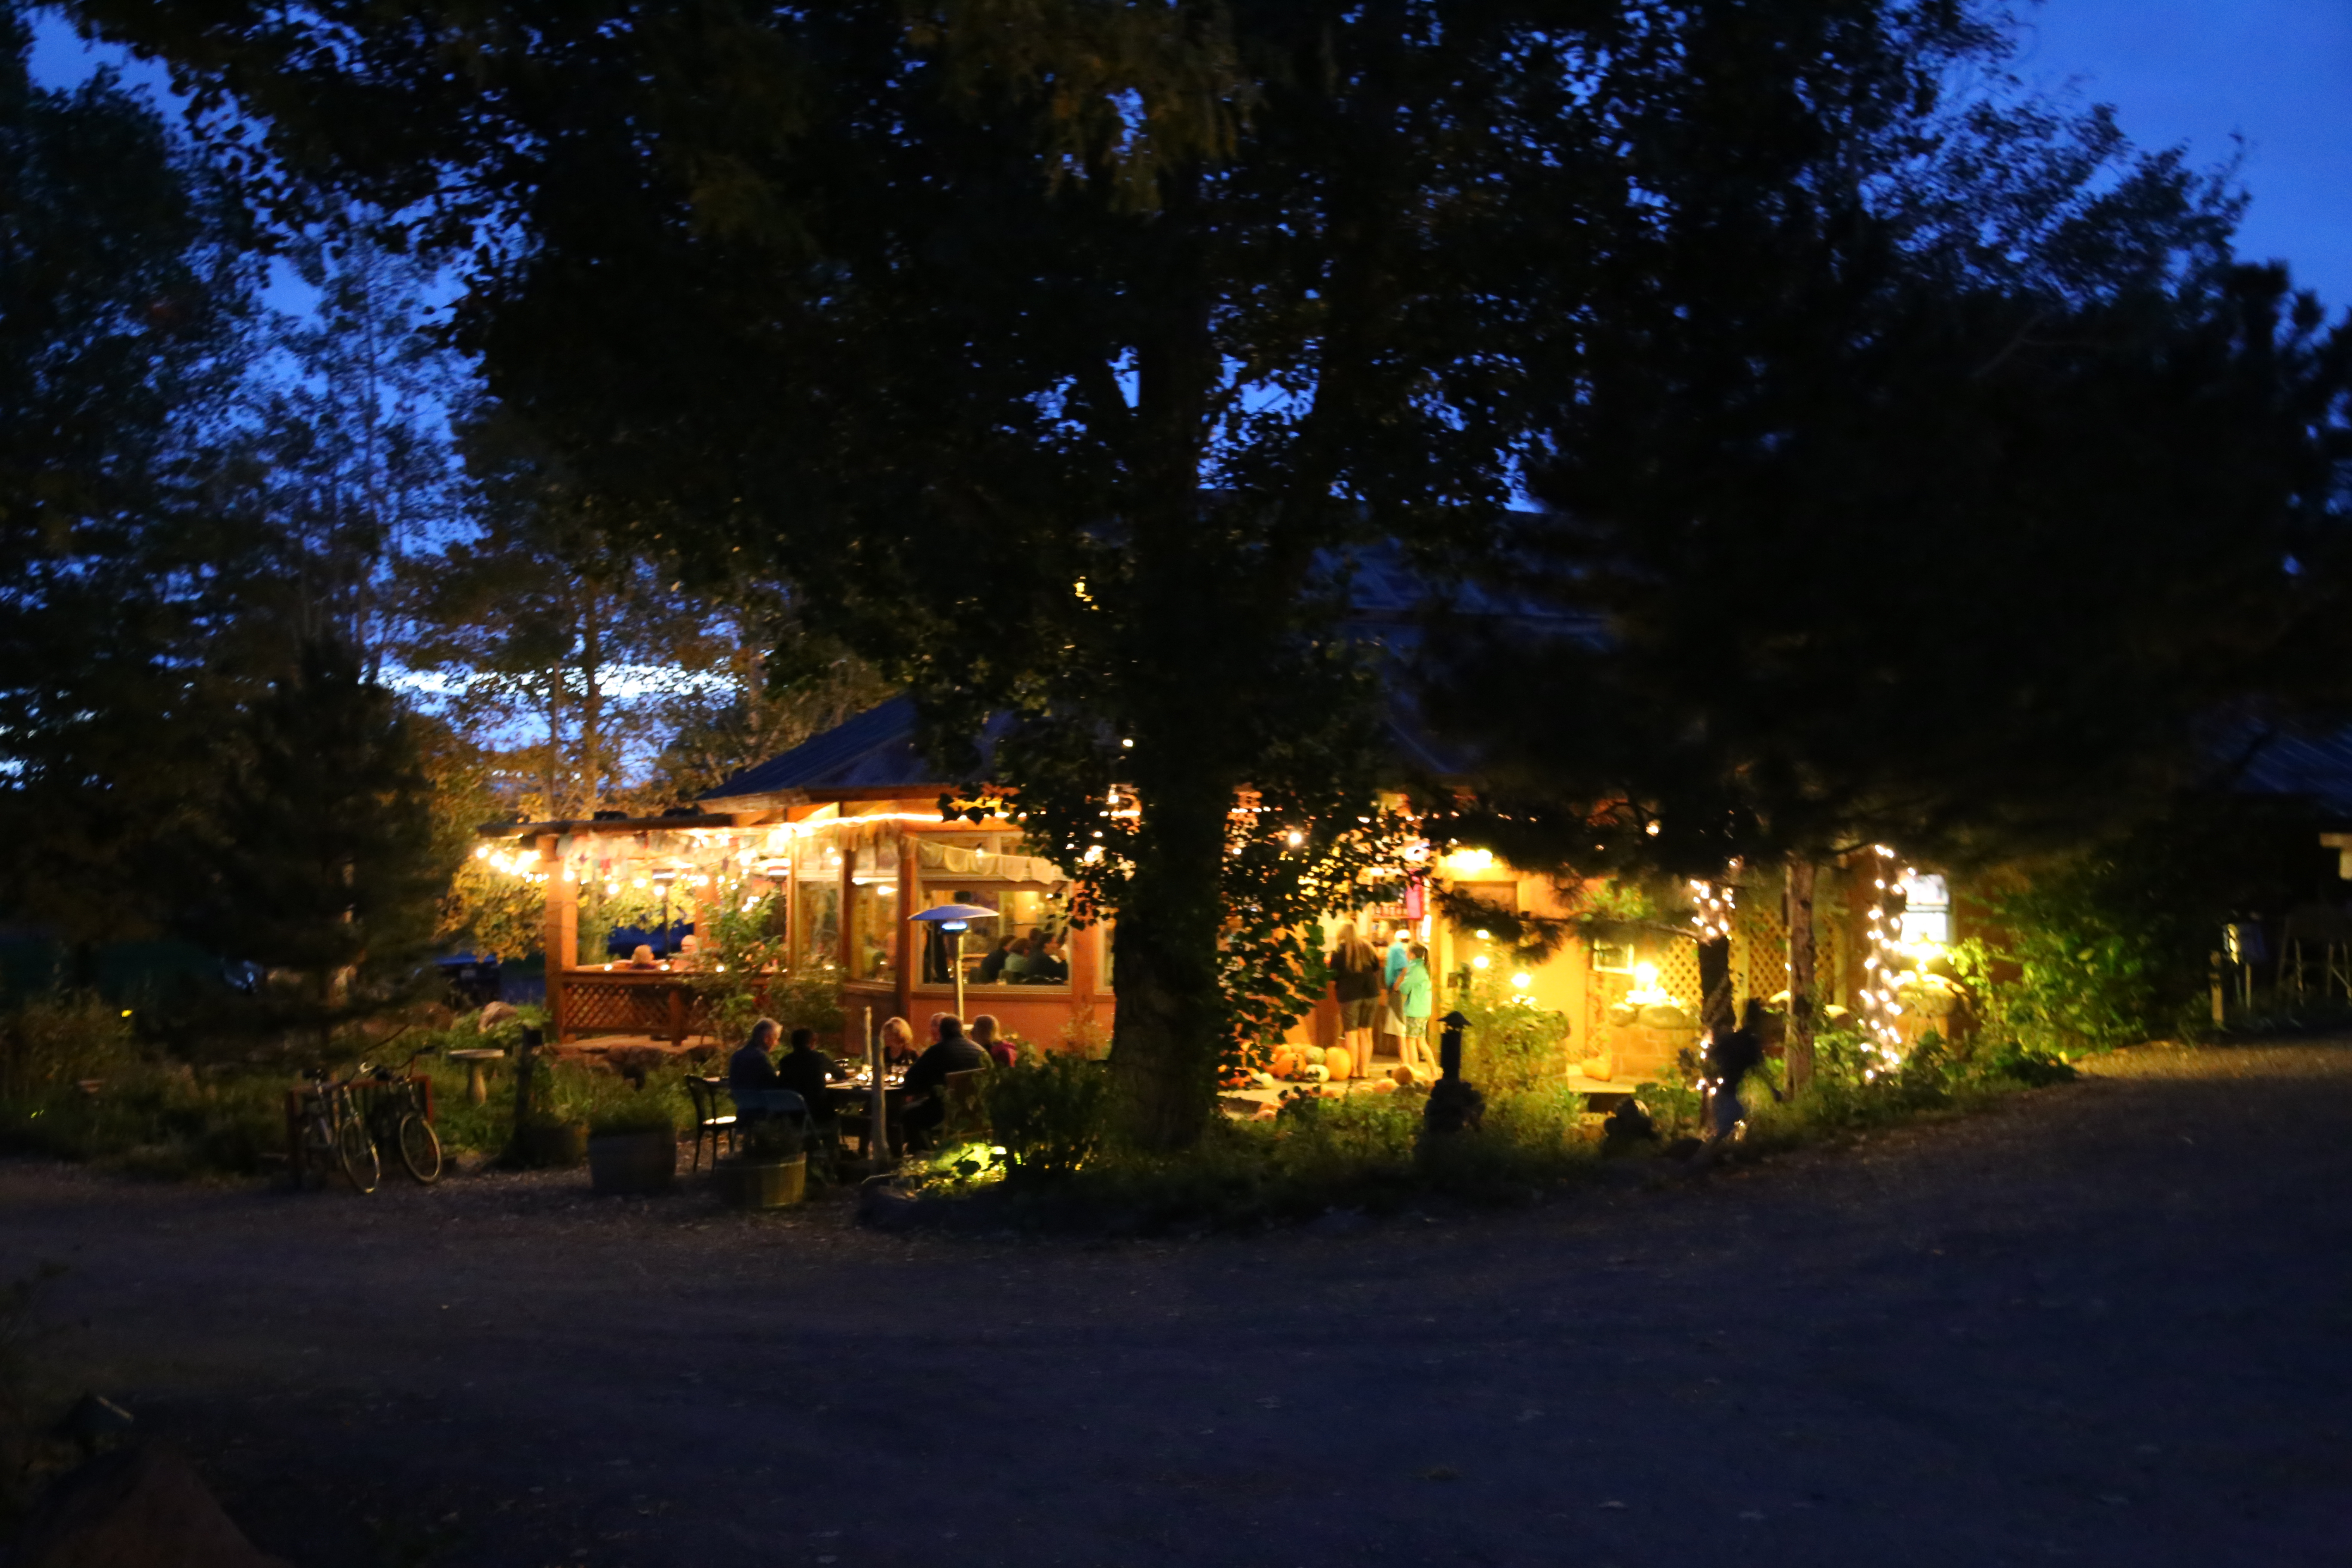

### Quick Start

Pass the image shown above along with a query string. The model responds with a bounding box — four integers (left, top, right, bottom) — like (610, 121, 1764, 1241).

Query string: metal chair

(683, 1075, 738, 1172)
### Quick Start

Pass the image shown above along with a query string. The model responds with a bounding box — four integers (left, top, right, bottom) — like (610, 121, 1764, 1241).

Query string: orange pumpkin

(1269, 1047, 1302, 1080)
(1370, 1078, 1398, 1095)
(1326, 1046, 1354, 1080)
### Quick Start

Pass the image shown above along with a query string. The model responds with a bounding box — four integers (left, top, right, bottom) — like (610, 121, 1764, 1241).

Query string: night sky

(2018, 0, 2350, 311)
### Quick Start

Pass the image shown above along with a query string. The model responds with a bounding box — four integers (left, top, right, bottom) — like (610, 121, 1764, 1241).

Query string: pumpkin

(1302, 1063, 1330, 1082)
(1370, 1078, 1398, 1095)
(1269, 1047, 1302, 1079)
(1391, 1065, 1420, 1087)
(1303, 1045, 1327, 1067)
(1326, 1046, 1354, 1080)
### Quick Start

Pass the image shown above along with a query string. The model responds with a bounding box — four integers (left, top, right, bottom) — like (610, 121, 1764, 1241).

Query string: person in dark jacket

(775, 1026, 840, 1124)
(1706, 999, 1781, 1140)
(899, 1014, 991, 1149)
(728, 1019, 783, 1093)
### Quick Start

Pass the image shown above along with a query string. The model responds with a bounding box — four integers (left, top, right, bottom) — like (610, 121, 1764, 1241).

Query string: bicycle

(294, 1065, 380, 1194)
(364, 1044, 443, 1185)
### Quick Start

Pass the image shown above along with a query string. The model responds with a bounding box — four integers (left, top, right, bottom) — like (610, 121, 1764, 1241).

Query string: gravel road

(3, 1039, 2348, 1568)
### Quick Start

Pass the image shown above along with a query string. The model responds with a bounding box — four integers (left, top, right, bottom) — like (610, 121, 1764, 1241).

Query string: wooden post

(507, 1024, 542, 1163)
(668, 985, 686, 1049)
(2210, 950, 2226, 1026)
(865, 1004, 889, 1167)
(1785, 857, 1817, 1094)
(542, 836, 576, 1043)
(896, 832, 917, 1024)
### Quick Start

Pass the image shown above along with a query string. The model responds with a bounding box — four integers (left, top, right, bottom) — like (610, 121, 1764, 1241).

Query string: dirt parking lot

(3, 1040, 2349, 1568)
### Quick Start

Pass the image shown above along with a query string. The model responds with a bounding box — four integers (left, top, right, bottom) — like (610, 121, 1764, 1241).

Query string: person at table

(1027, 932, 1069, 983)
(879, 1015, 918, 1071)
(899, 1014, 991, 1150)
(628, 943, 660, 970)
(975, 934, 1016, 985)
(970, 1013, 1017, 1069)
(999, 934, 1035, 980)
(775, 1026, 841, 1117)
(728, 1018, 783, 1093)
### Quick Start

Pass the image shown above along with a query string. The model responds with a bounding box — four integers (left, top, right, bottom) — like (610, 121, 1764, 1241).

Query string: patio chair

(684, 1075, 738, 1173)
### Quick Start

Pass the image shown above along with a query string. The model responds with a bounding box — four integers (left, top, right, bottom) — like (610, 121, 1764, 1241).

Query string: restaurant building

(478, 695, 1972, 1089)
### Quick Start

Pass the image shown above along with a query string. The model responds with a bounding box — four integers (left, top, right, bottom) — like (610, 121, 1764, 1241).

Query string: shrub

(982, 1054, 1110, 1182)
(0, 995, 136, 1104)
(1453, 980, 1574, 1094)
(588, 1096, 678, 1138)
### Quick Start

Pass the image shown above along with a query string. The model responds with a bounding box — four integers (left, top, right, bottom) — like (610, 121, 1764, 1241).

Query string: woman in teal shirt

(1393, 943, 1437, 1081)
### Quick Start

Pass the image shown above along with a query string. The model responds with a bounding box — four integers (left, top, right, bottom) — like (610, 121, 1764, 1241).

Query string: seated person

(775, 1026, 841, 1123)
(628, 943, 660, 970)
(975, 935, 1016, 985)
(970, 1013, 1017, 1069)
(879, 1015, 918, 1071)
(999, 935, 1035, 981)
(727, 1018, 808, 1121)
(897, 1014, 991, 1150)
(1026, 934, 1069, 983)
(728, 1018, 782, 1092)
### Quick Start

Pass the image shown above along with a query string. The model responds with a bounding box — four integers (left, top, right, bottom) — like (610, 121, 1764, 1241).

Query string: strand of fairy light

(1854, 845, 1907, 1076)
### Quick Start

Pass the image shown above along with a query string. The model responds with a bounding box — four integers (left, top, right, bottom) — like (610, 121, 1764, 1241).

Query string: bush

(588, 1096, 678, 1138)
(0, 995, 136, 1104)
(1453, 981, 1574, 1094)
(982, 1054, 1110, 1182)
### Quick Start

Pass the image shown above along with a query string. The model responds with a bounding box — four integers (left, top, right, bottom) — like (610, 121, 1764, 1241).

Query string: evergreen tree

(175, 641, 451, 1062)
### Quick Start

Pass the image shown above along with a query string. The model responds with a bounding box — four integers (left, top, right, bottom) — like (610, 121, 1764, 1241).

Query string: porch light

(1511, 971, 1532, 989)
(1473, 954, 1490, 970)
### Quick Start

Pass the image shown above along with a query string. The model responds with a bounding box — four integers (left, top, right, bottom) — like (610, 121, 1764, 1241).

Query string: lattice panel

(1736, 901, 1788, 1004)
(562, 978, 680, 1037)
(1654, 937, 1704, 1009)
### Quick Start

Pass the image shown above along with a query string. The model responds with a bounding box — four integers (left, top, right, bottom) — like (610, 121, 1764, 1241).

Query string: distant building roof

(2229, 724, 2352, 823)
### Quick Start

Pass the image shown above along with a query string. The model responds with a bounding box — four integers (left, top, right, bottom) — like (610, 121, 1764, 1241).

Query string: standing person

(1393, 943, 1438, 1081)
(970, 1014, 1017, 1068)
(1327, 922, 1382, 1078)
(1706, 998, 1781, 1142)
(1377, 923, 1413, 1060)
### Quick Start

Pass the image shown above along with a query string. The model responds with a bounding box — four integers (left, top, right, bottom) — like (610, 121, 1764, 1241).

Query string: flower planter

(718, 1154, 806, 1210)
(588, 1130, 677, 1195)
(515, 1121, 589, 1169)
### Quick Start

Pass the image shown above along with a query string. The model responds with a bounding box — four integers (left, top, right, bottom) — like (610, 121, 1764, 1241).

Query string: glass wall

(848, 843, 899, 983)
(792, 836, 842, 973)
(921, 884, 1072, 988)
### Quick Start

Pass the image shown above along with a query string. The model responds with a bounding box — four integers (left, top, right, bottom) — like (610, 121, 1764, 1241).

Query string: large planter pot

(516, 1121, 589, 1169)
(588, 1130, 677, 1195)
(719, 1155, 806, 1210)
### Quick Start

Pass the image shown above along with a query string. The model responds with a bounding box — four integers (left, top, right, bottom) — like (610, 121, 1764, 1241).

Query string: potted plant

(587, 1097, 679, 1195)
(717, 1115, 806, 1209)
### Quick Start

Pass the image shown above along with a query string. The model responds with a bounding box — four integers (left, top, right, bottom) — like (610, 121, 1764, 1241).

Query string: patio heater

(651, 867, 677, 958)
(909, 903, 999, 1020)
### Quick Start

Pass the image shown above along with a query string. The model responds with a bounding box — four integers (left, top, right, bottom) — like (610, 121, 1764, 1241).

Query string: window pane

(848, 845, 899, 983)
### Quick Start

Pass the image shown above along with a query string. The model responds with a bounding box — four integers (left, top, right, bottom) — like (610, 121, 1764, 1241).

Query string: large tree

(1424, 15, 2352, 1083)
(0, 6, 272, 953)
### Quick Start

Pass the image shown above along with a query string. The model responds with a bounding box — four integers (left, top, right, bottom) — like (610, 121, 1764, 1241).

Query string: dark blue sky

(30, 3, 2351, 313)
(2018, 0, 2351, 312)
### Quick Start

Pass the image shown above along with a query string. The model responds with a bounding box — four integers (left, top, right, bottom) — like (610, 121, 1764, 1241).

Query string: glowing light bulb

(1511, 971, 1532, 989)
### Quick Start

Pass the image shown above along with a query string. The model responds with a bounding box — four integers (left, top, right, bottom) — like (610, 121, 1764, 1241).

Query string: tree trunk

(1785, 856, 1817, 1093)
(1107, 775, 1230, 1151)
(1697, 931, 1734, 1035)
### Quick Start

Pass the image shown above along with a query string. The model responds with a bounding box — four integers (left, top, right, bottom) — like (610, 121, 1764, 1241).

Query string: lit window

(1897, 873, 1951, 946)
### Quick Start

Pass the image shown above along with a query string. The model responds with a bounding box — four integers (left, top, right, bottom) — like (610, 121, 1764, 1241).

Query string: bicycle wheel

(396, 1113, 442, 1185)
(335, 1115, 380, 1193)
